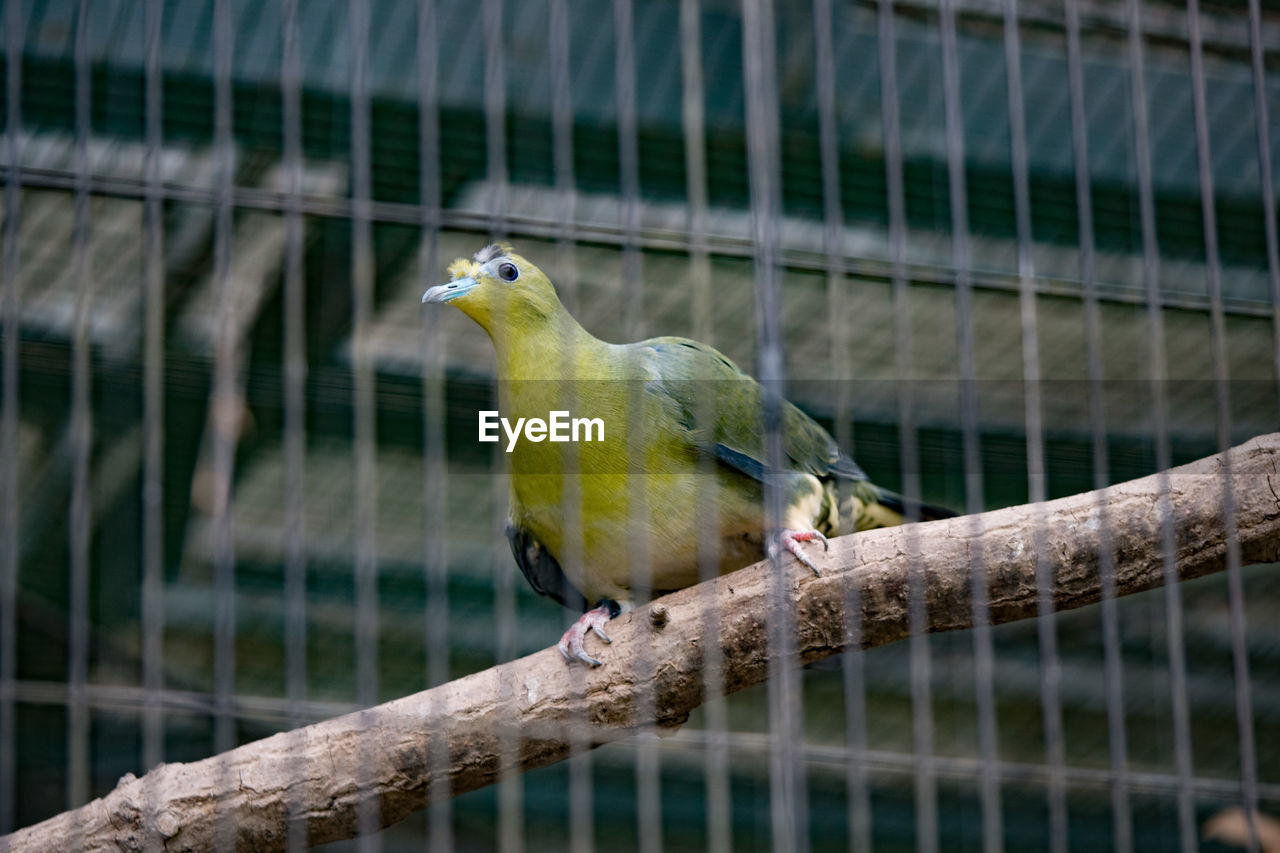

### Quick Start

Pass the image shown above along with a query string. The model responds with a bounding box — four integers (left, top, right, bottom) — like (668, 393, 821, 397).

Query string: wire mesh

(0, 0, 1278, 851)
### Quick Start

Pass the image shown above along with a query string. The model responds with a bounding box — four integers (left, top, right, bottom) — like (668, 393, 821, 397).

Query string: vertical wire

(811, 2, 869, 850)
(681, 0, 713, 347)
(937, 1, 1002, 848)
(479, 3, 523, 851)
(492, 470, 519, 853)
(0, 0, 22, 836)
(680, 5, 730, 851)
(876, 2, 937, 849)
(281, 0, 308, 848)
(480, 4, 521, 852)
(1063, 1, 1132, 848)
(616, 0, 644, 342)
(492, 205, 522, 853)
(1248, 0, 1280, 825)
(693, 397, 730, 853)
(67, 0, 93, 814)
(546, 32, 586, 837)
(483, 0, 507, 238)
(1001, 3, 1066, 850)
(549, 0, 573, 204)
(547, 5, 586, 848)
(210, 0, 238, 848)
(141, 0, 167, 780)
(547, 7, 583, 844)
(1250, 0, 1280, 413)
(612, 2, 661, 851)
(281, 0, 304, 732)
(562, 442, 591, 853)
(417, 2, 453, 850)
(545, 6, 593, 850)
(349, 0, 381, 847)
(742, 2, 808, 851)
(617, 16, 651, 786)
(549, 0, 577, 313)
(1185, 2, 1260, 849)
(1124, 1, 1196, 848)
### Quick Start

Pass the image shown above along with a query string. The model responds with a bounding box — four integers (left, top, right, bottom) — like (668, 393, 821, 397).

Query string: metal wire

(1001, 5, 1068, 852)
(1063, 0, 1133, 848)
(875, 3, 941, 850)
(0, 0, 20, 838)
(1124, 2, 1199, 850)
(812, 3, 872, 851)
(1246, 0, 1280, 832)
(669, 730, 1280, 803)
(742, 3, 810, 852)
(482, 6, 529, 853)
(681, 5, 733, 851)
(349, 1, 382, 848)
(938, 0, 1002, 848)
(1, 163, 1275, 320)
(493, 452, 519, 853)
(418, 2, 455, 850)
(611, 3, 663, 851)
(1252, 1, 1280, 415)
(682, 0, 714, 347)
(66, 0, 92, 817)
(141, 0, 167, 784)
(541, 8, 595, 850)
(1186, 2, 1261, 850)
(617, 0, 644, 343)
(281, 0, 308, 848)
(549, 0, 578, 313)
(211, 1, 239, 849)
(484, 0, 507, 239)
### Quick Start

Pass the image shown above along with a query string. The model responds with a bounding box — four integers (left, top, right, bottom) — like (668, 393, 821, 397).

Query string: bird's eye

(497, 262, 519, 282)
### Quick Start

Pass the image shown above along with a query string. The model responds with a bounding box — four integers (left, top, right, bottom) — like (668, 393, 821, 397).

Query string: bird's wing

(638, 337, 870, 484)
(506, 521, 589, 613)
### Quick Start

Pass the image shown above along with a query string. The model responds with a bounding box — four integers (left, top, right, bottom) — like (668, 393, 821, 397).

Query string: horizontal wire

(0, 164, 1273, 320)
(666, 731, 1280, 803)
(10, 677, 1280, 805)
(10, 678, 360, 721)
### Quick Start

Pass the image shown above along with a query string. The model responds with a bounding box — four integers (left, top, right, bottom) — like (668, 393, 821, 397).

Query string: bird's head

(421, 244, 562, 333)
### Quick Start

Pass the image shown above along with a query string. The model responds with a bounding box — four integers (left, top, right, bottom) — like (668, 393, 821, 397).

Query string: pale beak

(422, 276, 477, 304)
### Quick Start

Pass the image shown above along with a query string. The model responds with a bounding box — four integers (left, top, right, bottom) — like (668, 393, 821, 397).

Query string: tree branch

(6, 434, 1280, 852)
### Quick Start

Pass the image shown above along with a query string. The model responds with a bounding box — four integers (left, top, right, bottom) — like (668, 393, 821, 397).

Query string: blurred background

(1, 0, 1279, 849)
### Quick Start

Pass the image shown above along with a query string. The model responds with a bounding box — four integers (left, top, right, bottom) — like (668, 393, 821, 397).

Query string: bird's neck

(490, 305, 612, 382)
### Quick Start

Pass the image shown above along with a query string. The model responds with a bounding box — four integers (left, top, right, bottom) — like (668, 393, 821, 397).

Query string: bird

(423, 244, 955, 665)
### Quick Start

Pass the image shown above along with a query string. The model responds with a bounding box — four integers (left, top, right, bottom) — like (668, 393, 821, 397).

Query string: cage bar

(1186, 1, 1262, 848)
(0, 0, 20, 838)
(1063, 0, 1134, 849)
(1124, 1, 1199, 850)
(65, 0, 91, 817)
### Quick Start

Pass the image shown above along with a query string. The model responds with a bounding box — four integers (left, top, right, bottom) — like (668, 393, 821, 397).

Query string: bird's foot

(769, 528, 829, 575)
(558, 600, 622, 666)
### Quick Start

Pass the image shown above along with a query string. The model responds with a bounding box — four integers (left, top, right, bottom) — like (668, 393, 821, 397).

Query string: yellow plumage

(423, 244, 953, 662)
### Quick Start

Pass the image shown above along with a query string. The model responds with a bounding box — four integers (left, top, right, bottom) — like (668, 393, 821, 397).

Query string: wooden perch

(6, 434, 1280, 852)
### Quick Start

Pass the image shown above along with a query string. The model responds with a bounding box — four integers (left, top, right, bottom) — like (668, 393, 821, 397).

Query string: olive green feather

(423, 245, 955, 610)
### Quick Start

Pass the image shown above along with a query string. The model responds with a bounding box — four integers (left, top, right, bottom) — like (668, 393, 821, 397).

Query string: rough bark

(5, 434, 1280, 852)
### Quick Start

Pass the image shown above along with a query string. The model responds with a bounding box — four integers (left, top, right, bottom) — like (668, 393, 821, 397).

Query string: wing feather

(506, 522, 589, 613)
(639, 337, 870, 484)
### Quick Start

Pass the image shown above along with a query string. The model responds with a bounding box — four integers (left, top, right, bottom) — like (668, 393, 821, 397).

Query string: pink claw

(769, 528, 829, 574)
(558, 603, 616, 666)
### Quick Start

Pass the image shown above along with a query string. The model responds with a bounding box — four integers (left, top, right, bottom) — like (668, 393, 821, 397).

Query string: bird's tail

(843, 482, 957, 531)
